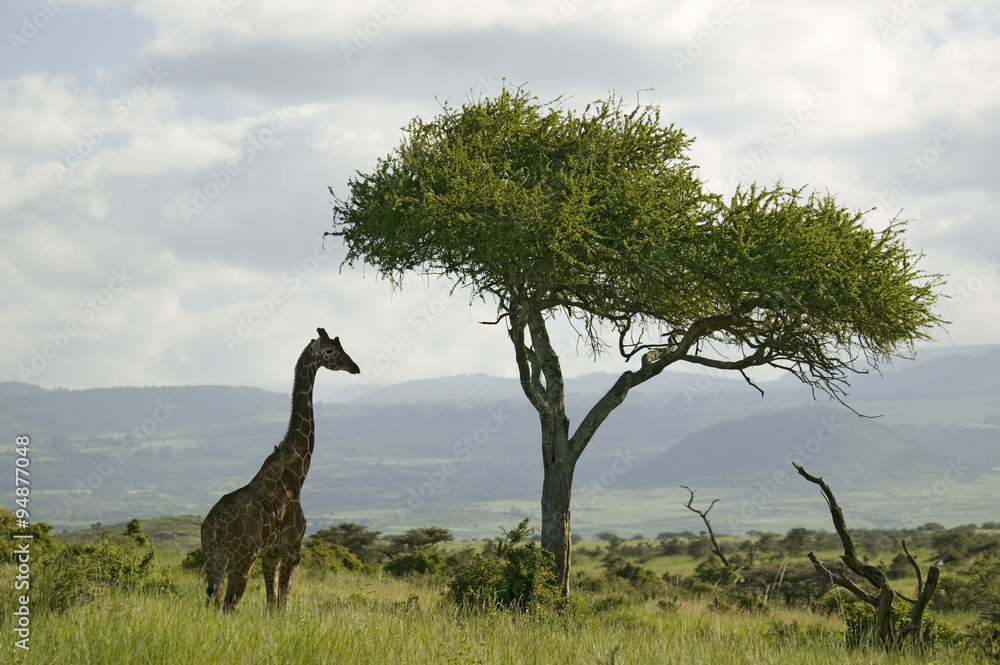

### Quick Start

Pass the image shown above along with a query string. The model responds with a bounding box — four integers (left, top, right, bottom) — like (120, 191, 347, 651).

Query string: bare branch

(901, 539, 924, 596)
(680, 486, 729, 568)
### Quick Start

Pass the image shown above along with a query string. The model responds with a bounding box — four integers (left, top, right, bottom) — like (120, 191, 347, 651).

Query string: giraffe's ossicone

(201, 328, 360, 610)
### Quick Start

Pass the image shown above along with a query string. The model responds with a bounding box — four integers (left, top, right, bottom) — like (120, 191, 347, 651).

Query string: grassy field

(2, 538, 996, 665)
(1, 562, 988, 665)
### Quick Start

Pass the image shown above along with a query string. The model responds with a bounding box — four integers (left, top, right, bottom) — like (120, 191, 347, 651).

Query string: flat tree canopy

(329, 87, 944, 593)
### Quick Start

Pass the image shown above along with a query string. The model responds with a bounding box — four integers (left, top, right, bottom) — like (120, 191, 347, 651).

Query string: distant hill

(3, 344, 998, 536)
(889, 424, 1000, 469)
(769, 345, 1000, 399)
(619, 405, 951, 490)
(354, 369, 750, 405)
(57, 514, 203, 552)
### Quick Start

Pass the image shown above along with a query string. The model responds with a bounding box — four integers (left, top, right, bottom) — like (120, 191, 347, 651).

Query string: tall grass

(2, 565, 988, 664)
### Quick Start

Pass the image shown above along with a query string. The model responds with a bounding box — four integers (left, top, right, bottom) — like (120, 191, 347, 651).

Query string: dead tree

(793, 463, 953, 651)
(680, 485, 729, 568)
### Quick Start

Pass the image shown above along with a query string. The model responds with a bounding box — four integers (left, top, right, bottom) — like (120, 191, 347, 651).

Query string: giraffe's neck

(268, 343, 319, 485)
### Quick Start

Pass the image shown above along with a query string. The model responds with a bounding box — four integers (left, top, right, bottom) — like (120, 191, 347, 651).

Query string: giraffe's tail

(201, 514, 227, 604)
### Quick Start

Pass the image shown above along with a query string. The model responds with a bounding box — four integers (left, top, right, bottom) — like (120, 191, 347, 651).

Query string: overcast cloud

(1, 0, 997, 401)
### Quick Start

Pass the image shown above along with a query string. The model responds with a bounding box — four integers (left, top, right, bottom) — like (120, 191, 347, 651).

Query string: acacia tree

(329, 88, 943, 595)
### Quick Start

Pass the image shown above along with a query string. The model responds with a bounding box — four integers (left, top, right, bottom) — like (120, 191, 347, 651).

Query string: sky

(1, 0, 998, 402)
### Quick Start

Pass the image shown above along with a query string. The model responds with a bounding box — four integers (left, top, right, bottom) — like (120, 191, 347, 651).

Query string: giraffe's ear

(317, 328, 330, 341)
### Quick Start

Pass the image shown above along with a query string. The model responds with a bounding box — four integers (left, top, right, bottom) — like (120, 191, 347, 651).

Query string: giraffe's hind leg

(222, 563, 253, 612)
(277, 548, 301, 607)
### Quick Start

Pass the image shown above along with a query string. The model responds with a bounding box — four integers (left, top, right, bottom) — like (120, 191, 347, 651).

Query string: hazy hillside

(3, 344, 999, 537)
(618, 405, 952, 490)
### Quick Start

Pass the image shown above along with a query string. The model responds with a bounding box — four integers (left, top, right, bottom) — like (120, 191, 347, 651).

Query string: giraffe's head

(313, 328, 361, 374)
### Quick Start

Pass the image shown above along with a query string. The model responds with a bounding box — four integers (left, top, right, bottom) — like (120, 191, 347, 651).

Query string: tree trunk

(541, 458, 574, 596)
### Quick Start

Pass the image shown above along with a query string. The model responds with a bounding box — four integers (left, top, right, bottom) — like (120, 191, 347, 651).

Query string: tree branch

(680, 486, 729, 568)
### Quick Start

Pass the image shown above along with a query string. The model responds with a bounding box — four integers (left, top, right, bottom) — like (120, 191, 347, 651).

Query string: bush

(605, 560, 664, 599)
(841, 600, 958, 650)
(384, 550, 446, 577)
(448, 519, 559, 612)
(182, 547, 205, 570)
(301, 539, 364, 573)
(694, 558, 739, 585)
(310, 523, 385, 564)
(32, 538, 178, 613)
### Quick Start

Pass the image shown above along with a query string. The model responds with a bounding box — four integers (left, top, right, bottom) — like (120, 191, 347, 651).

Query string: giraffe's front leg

(277, 548, 301, 607)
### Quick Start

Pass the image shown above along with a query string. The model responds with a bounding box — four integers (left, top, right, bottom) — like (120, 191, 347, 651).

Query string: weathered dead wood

(899, 539, 955, 649)
(793, 463, 952, 651)
(680, 485, 729, 568)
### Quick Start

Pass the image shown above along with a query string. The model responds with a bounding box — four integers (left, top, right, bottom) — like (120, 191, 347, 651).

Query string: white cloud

(2, 0, 997, 391)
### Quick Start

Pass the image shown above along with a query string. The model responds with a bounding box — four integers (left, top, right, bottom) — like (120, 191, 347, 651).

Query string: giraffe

(201, 328, 360, 610)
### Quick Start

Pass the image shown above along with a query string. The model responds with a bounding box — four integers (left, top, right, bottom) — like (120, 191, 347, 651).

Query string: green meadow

(3, 515, 998, 664)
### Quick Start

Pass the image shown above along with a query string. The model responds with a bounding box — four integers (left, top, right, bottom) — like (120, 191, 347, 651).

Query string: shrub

(124, 519, 149, 546)
(301, 540, 363, 573)
(310, 522, 385, 564)
(182, 547, 205, 570)
(384, 527, 453, 555)
(885, 553, 911, 580)
(606, 559, 664, 598)
(694, 558, 739, 585)
(448, 519, 559, 612)
(841, 600, 958, 650)
(384, 550, 446, 577)
(31, 538, 178, 613)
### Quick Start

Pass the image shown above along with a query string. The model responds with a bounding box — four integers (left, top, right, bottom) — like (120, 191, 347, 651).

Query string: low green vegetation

(3, 509, 998, 664)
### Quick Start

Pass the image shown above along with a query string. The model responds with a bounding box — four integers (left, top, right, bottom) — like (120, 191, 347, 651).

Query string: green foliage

(885, 553, 912, 580)
(385, 526, 454, 555)
(301, 540, 363, 574)
(310, 522, 385, 564)
(125, 518, 149, 546)
(30, 538, 178, 613)
(332, 86, 943, 398)
(607, 560, 664, 599)
(932, 526, 977, 558)
(384, 550, 447, 578)
(448, 519, 559, 612)
(694, 558, 739, 586)
(840, 600, 958, 651)
(332, 87, 706, 319)
(0, 505, 55, 560)
(780, 528, 814, 556)
(182, 547, 204, 571)
(596, 531, 624, 552)
(685, 537, 712, 559)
